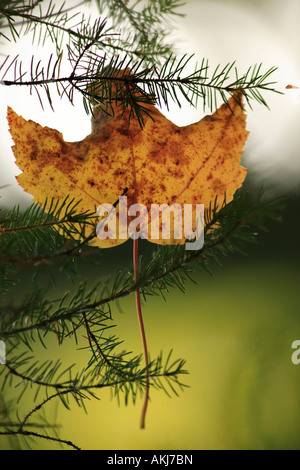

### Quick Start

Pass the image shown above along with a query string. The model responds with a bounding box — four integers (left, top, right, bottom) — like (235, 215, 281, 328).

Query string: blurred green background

(1, 187, 299, 450)
(0, 0, 300, 451)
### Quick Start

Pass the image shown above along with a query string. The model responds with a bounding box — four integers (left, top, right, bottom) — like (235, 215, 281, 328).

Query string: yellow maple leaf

(7, 91, 248, 248)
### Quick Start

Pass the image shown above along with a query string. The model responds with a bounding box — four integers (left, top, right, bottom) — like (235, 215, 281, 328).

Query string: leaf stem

(133, 237, 149, 429)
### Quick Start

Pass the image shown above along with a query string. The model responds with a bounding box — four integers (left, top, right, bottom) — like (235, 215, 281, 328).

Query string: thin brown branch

(0, 429, 81, 450)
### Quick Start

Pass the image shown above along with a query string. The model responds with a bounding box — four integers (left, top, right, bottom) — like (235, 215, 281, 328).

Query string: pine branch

(1, 52, 281, 126)
(1, 348, 188, 416)
(3, 354, 188, 395)
(0, 0, 181, 65)
(0, 1, 281, 124)
(19, 389, 73, 430)
(0, 429, 81, 450)
(0, 192, 284, 449)
(0, 353, 185, 448)
(0, 197, 97, 265)
(0, 0, 88, 46)
(0, 191, 284, 340)
(95, 0, 184, 62)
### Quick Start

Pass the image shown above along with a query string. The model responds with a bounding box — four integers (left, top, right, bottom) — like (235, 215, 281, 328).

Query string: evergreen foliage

(0, 0, 283, 449)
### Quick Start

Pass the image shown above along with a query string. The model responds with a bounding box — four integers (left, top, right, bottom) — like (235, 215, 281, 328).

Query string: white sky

(0, 0, 299, 209)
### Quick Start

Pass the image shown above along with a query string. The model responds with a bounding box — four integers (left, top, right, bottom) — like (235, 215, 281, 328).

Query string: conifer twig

(0, 430, 81, 450)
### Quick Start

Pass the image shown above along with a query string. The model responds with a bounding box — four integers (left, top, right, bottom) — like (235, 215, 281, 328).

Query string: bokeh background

(0, 0, 300, 450)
